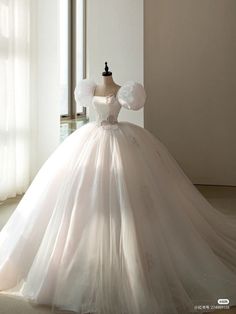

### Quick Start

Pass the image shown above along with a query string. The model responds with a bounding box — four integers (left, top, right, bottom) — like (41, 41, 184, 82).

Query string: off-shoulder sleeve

(74, 79, 96, 107)
(117, 81, 146, 110)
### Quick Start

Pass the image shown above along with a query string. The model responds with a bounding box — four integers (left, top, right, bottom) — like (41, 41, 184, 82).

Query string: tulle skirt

(0, 121, 236, 314)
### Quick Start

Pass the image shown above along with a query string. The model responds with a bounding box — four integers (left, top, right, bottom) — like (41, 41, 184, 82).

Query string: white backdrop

(86, 0, 144, 127)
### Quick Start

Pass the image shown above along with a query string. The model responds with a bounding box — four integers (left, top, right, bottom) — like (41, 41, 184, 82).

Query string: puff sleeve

(117, 81, 146, 110)
(74, 79, 96, 107)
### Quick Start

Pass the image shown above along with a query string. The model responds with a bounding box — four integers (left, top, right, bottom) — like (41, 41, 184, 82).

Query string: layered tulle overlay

(0, 121, 236, 314)
(0, 80, 236, 314)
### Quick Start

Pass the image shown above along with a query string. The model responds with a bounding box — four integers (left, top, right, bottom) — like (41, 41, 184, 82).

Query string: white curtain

(0, 0, 30, 201)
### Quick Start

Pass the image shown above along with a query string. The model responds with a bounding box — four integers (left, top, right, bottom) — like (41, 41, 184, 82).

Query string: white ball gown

(0, 80, 236, 314)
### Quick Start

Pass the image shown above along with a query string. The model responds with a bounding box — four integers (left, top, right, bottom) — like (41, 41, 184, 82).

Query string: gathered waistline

(95, 120, 119, 130)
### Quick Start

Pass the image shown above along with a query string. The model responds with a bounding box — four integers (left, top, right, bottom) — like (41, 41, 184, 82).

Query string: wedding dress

(0, 80, 236, 314)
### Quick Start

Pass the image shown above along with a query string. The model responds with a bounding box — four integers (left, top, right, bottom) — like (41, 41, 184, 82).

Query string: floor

(0, 185, 236, 314)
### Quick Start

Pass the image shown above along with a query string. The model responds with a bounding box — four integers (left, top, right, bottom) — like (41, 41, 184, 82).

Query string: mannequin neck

(102, 75, 115, 87)
(94, 75, 121, 97)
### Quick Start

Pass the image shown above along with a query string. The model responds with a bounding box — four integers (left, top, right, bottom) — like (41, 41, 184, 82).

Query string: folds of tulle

(0, 121, 236, 314)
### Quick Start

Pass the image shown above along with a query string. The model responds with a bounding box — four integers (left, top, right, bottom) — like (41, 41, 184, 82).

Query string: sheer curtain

(0, 0, 30, 201)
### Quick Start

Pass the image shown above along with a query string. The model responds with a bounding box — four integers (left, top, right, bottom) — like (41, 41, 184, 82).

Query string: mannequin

(94, 62, 121, 96)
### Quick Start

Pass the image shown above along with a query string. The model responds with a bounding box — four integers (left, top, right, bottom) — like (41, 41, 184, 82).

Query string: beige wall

(144, 0, 236, 185)
(86, 0, 144, 126)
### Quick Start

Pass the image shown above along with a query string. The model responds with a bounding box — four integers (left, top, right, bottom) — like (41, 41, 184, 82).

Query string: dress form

(94, 62, 120, 97)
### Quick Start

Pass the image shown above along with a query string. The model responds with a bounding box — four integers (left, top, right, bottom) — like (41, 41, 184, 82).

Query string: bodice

(74, 80, 146, 128)
(92, 95, 121, 127)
